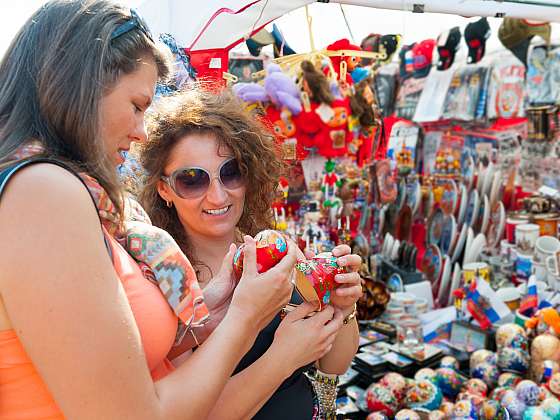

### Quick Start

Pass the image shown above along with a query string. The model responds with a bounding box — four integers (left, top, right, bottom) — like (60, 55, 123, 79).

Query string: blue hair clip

(111, 9, 153, 43)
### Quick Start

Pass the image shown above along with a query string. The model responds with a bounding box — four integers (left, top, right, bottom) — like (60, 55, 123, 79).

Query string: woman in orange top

(0, 1, 297, 419)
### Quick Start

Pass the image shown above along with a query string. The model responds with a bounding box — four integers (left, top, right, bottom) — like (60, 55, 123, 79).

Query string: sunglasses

(111, 9, 154, 43)
(161, 158, 245, 199)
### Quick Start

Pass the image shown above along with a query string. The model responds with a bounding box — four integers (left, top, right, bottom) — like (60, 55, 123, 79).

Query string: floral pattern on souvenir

(479, 399, 500, 420)
(232, 230, 288, 279)
(453, 398, 479, 419)
(498, 348, 530, 375)
(498, 373, 522, 388)
(415, 368, 437, 382)
(471, 362, 499, 389)
(470, 350, 497, 373)
(421, 244, 443, 285)
(428, 208, 445, 245)
(463, 378, 488, 397)
(380, 372, 408, 401)
(366, 413, 389, 420)
(496, 323, 528, 351)
(428, 410, 446, 420)
(435, 367, 467, 398)
(405, 380, 443, 411)
(522, 406, 552, 420)
(490, 386, 512, 402)
(366, 383, 398, 417)
(440, 180, 458, 215)
(541, 397, 560, 419)
(440, 356, 460, 371)
(515, 380, 541, 406)
(395, 409, 421, 420)
(501, 392, 526, 420)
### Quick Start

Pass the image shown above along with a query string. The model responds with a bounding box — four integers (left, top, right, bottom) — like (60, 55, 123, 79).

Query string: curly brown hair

(138, 87, 284, 267)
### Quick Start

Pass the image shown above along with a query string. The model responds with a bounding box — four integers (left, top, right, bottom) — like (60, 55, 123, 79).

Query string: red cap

(412, 39, 436, 70)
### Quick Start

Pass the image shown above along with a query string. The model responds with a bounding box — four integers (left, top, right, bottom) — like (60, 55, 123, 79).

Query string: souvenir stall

(133, 1, 560, 419)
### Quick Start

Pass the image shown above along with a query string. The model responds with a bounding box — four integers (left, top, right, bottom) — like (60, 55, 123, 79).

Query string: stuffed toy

(325, 38, 361, 86)
(264, 63, 302, 115)
(316, 98, 352, 158)
(232, 82, 268, 103)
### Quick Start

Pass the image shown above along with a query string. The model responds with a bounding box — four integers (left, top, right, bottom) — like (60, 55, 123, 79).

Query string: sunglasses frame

(111, 9, 154, 43)
(161, 157, 244, 199)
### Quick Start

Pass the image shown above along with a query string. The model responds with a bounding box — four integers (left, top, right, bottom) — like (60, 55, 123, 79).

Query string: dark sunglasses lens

(174, 168, 210, 198)
(220, 160, 244, 189)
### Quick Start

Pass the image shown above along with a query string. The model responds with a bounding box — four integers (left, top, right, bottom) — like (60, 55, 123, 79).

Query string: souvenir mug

(463, 262, 491, 284)
(515, 224, 540, 255)
(534, 235, 560, 283)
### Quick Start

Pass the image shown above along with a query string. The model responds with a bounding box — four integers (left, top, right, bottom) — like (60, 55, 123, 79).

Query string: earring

(166, 200, 172, 208)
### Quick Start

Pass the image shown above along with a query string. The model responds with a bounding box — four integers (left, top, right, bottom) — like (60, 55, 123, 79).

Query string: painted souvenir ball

(435, 367, 467, 398)
(471, 350, 497, 373)
(366, 384, 398, 417)
(495, 323, 528, 351)
(456, 391, 485, 407)
(531, 334, 560, 362)
(541, 397, 560, 418)
(428, 410, 446, 420)
(479, 400, 500, 419)
(498, 348, 530, 374)
(440, 356, 460, 371)
(463, 378, 489, 397)
(440, 400, 455, 416)
(453, 399, 479, 419)
(501, 391, 526, 420)
(490, 386, 512, 402)
(394, 409, 421, 420)
(498, 373, 523, 388)
(366, 413, 389, 420)
(232, 230, 288, 280)
(405, 380, 443, 411)
(522, 406, 552, 420)
(414, 368, 437, 382)
(515, 380, 541, 406)
(471, 362, 500, 389)
(380, 372, 408, 400)
(501, 389, 520, 407)
(547, 372, 560, 396)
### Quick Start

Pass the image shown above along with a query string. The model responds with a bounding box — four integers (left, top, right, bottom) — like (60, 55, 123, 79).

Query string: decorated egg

(471, 350, 497, 373)
(515, 380, 541, 406)
(295, 252, 346, 309)
(380, 372, 407, 401)
(232, 230, 288, 280)
(395, 409, 421, 420)
(414, 368, 437, 382)
(522, 406, 552, 420)
(453, 398, 479, 419)
(429, 410, 446, 420)
(441, 356, 460, 371)
(496, 324, 528, 351)
(366, 383, 398, 417)
(471, 362, 500, 389)
(463, 378, 488, 397)
(479, 400, 500, 419)
(498, 348, 530, 374)
(435, 367, 467, 398)
(541, 397, 560, 418)
(366, 413, 389, 420)
(547, 372, 560, 396)
(405, 380, 443, 411)
(498, 373, 523, 388)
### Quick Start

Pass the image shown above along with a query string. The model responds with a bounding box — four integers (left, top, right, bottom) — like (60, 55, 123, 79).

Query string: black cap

(437, 27, 461, 70)
(464, 17, 491, 64)
(380, 34, 400, 61)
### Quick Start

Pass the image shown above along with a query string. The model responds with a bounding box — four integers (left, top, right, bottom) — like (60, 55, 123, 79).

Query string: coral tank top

(0, 231, 178, 419)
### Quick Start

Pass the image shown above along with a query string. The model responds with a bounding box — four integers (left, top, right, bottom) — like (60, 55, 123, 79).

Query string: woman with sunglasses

(138, 89, 362, 419)
(0, 2, 298, 419)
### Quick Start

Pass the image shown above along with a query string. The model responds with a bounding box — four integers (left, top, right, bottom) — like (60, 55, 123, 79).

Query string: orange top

(0, 233, 179, 419)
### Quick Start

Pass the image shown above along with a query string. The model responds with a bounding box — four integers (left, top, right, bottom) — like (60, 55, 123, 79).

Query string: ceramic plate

(480, 194, 490, 235)
(463, 154, 475, 191)
(462, 227, 475, 266)
(440, 180, 458, 216)
(376, 160, 397, 204)
(395, 204, 412, 241)
(382, 233, 394, 258)
(440, 214, 457, 256)
(406, 179, 421, 215)
(447, 262, 462, 306)
(476, 162, 486, 196)
(452, 223, 468, 264)
(391, 239, 401, 261)
(437, 255, 452, 308)
(457, 184, 468, 225)
(387, 273, 404, 293)
(490, 170, 503, 206)
(421, 244, 443, 286)
(422, 187, 435, 220)
(428, 207, 444, 245)
(487, 201, 506, 248)
(482, 162, 495, 198)
(465, 189, 480, 227)
(465, 233, 487, 265)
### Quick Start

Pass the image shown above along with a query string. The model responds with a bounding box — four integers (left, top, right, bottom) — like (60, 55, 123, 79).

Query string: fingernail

(338, 258, 347, 266)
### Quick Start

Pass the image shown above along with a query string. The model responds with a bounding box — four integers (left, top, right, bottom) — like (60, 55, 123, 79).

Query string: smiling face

(98, 57, 157, 166)
(158, 132, 247, 241)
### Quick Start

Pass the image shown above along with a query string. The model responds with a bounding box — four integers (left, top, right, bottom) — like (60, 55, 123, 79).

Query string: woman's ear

(157, 180, 172, 204)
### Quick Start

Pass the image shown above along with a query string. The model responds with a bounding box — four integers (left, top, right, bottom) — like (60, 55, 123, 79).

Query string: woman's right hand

(271, 302, 343, 373)
(228, 235, 296, 331)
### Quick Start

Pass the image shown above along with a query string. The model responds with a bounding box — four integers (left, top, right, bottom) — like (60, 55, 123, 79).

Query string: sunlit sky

(0, 2, 558, 61)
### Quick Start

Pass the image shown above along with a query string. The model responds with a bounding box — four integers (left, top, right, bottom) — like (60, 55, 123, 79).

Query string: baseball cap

(360, 33, 381, 66)
(464, 17, 491, 64)
(498, 18, 551, 66)
(399, 43, 416, 80)
(437, 27, 461, 70)
(412, 39, 436, 78)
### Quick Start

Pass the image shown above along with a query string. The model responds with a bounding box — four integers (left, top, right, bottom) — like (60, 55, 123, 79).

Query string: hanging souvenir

(325, 38, 361, 87)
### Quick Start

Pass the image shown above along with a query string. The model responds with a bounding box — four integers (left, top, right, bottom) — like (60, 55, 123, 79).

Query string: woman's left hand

(305, 244, 363, 313)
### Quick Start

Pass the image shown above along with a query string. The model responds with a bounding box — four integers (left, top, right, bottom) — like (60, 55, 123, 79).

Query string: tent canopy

(138, 0, 560, 52)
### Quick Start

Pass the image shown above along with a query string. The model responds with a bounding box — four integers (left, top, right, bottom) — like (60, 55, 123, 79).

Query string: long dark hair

(0, 0, 169, 214)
